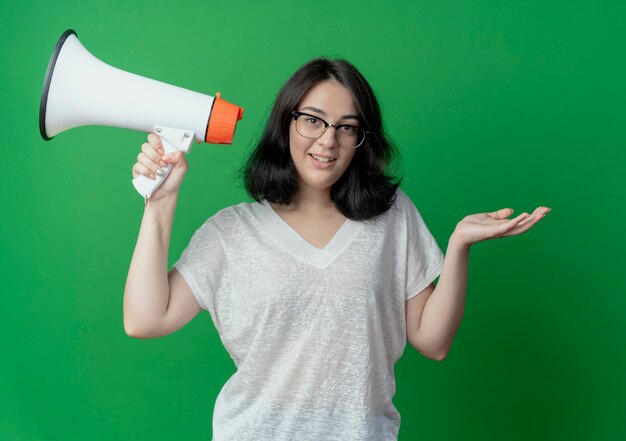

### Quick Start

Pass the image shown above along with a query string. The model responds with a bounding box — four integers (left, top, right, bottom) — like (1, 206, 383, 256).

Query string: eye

(304, 116, 322, 127)
(338, 124, 357, 134)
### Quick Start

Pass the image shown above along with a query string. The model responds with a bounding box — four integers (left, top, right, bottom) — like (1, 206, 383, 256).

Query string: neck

(280, 184, 336, 212)
(294, 186, 334, 209)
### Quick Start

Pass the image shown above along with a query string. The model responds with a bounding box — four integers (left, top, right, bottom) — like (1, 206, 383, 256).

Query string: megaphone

(39, 29, 244, 199)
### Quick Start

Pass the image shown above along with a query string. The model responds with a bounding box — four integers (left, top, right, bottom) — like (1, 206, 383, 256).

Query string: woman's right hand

(132, 132, 188, 201)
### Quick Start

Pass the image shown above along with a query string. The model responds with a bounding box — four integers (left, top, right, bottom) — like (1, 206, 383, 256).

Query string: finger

(497, 212, 529, 232)
(534, 206, 551, 216)
(490, 208, 514, 221)
(509, 212, 529, 226)
(162, 152, 174, 163)
(147, 133, 165, 154)
(132, 163, 156, 180)
(137, 152, 164, 177)
(141, 142, 167, 168)
(163, 151, 187, 168)
(502, 213, 544, 237)
(504, 220, 538, 236)
(516, 206, 550, 226)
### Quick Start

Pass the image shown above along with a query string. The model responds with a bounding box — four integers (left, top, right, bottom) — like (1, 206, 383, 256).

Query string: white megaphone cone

(39, 29, 244, 198)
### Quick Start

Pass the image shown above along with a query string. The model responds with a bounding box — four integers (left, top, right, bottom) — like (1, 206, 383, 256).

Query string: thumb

(491, 208, 514, 220)
(163, 151, 186, 167)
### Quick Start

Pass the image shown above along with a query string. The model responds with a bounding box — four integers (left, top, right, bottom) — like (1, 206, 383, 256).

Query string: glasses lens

(336, 125, 366, 148)
(296, 114, 325, 139)
(294, 112, 366, 148)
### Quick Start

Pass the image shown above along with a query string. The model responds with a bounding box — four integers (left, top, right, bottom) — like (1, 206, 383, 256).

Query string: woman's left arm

(411, 205, 552, 360)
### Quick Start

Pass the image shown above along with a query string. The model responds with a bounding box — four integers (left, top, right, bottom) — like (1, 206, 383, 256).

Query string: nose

(316, 126, 338, 148)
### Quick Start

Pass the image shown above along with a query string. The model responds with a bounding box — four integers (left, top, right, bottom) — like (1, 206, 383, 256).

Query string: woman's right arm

(123, 133, 201, 339)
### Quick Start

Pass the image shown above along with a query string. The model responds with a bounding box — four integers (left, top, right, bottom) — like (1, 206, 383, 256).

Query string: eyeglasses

(291, 111, 369, 149)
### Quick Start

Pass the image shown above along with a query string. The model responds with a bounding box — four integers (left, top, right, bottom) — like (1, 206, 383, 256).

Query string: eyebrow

(300, 106, 361, 122)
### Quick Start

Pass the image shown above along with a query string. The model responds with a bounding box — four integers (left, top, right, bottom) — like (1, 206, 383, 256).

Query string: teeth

(311, 154, 335, 163)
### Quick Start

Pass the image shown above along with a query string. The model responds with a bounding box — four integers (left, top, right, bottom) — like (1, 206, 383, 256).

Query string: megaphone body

(39, 29, 243, 198)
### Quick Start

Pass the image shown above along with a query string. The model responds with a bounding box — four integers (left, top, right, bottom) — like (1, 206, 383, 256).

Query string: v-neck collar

(251, 199, 364, 269)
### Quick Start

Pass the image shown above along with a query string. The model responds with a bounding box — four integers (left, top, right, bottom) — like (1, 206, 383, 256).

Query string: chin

(298, 174, 341, 190)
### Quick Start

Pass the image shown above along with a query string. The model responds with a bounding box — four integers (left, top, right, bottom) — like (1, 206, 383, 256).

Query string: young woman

(124, 58, 550, 440)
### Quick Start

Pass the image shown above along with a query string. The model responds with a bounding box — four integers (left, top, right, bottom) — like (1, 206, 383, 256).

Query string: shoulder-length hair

(240, 57, 402, 221)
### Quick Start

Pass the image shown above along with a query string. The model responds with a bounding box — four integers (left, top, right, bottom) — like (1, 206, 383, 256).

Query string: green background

(1, 0, 625, 439)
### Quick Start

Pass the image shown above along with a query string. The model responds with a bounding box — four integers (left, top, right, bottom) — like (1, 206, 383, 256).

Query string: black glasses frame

(291, 111, 370, 148)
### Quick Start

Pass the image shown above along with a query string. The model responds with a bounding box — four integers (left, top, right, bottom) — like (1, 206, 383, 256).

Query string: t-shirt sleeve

(398, 191, 445, 300)
(172, 218, 227, 315)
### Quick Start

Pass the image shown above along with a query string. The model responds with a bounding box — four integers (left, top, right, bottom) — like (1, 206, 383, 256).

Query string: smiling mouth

(309, 154, 337, 163)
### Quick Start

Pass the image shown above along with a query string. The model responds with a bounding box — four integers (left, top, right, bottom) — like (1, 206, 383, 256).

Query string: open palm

(454, 206, 551, 247)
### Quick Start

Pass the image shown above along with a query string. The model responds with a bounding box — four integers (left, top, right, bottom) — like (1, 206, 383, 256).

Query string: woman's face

(289, 80, 359, 194)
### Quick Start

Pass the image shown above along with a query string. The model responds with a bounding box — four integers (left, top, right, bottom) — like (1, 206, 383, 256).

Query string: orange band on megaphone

(205, 92, 244, 144)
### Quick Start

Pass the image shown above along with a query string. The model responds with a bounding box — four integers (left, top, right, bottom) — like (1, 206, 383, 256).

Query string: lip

(308, 153, 337, 169)
(308, 153, 336, 160)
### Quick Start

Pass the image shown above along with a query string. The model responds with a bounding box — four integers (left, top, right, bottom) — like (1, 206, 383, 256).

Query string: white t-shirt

(174, 188, 445, 441)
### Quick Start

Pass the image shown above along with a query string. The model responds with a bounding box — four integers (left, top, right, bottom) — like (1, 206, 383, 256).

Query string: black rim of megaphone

(39, 29, 77, 141)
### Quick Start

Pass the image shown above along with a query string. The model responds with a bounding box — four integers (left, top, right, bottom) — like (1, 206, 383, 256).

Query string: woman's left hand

(452, 206, 551, 248)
